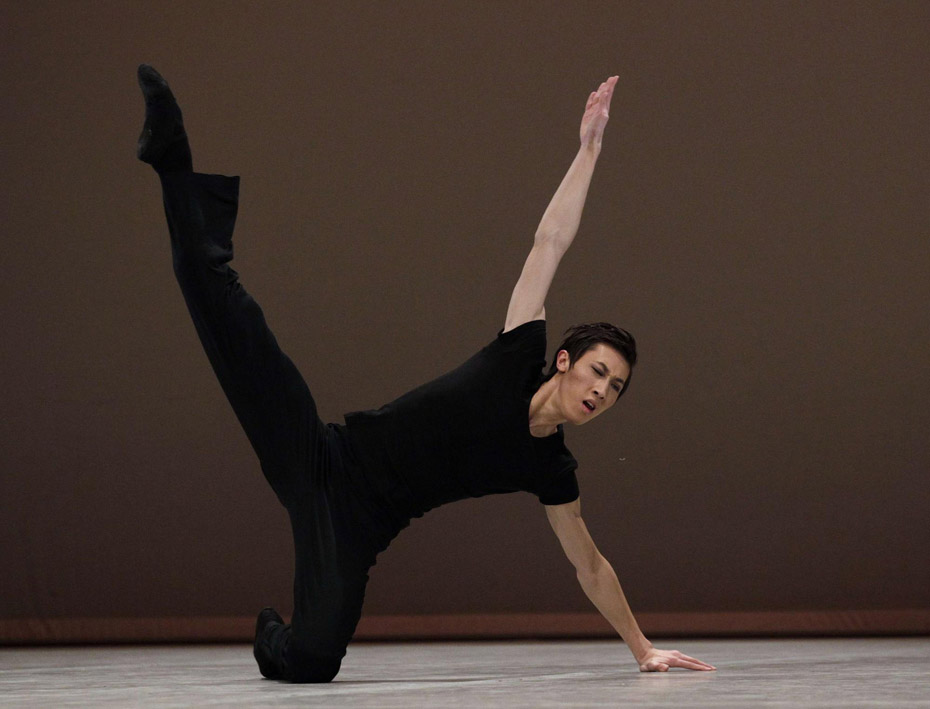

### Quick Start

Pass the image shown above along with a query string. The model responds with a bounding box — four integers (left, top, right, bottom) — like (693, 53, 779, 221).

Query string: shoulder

(501, 314, 546, 336)
(494, 318, 547, 353)
(533, 429, 579, 505)
(467, 319, 549, 399)
(537, 465, 580, 507)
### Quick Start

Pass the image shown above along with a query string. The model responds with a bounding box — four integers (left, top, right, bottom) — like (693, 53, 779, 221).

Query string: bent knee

(287, 652, 342, 684)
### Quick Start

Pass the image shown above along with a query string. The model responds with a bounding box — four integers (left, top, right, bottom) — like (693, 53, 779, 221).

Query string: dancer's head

(545, 322, 637, 424)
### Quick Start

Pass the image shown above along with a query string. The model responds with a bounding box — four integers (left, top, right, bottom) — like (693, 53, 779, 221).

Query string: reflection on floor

(2, 637, 928, 707)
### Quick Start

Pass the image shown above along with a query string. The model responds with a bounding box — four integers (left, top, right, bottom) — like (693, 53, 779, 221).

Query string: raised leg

(160, 171, 326, 507)
(141, 66, 379, 684)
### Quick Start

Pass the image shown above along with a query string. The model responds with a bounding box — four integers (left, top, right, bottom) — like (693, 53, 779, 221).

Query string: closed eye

(594, 365, 622, 393)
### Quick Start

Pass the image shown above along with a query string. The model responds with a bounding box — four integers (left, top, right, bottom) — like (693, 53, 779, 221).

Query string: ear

(556, 349, 571, 373)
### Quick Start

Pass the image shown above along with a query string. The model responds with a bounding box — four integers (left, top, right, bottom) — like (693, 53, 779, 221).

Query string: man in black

(137, 65, 716, 681)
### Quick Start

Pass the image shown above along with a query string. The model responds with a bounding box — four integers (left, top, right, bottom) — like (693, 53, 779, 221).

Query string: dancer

(136, 65, 715, 681)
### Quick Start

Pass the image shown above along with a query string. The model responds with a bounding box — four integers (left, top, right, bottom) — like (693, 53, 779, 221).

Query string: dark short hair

(546, 322, 637, 398)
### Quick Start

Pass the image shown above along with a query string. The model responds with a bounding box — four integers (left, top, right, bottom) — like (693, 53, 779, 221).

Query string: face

(554, 343, 631, 425)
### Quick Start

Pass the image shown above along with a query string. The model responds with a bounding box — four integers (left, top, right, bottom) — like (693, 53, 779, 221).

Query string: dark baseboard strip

(2, 609, 928, 645)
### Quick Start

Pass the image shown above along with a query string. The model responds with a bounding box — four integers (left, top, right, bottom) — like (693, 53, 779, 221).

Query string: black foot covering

(136, 64, 192, 173)
(253, 607, 285, 679)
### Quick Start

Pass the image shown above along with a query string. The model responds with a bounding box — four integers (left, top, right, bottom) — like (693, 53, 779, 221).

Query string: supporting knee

(284, 645, 343, 684)
(289, 657, 341, 684)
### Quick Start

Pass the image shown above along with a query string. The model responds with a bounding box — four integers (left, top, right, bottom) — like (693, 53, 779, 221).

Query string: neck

(528, 375, 565, 437)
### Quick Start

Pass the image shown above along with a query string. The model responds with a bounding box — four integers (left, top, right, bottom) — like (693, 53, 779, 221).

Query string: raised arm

(545, 499, 717, 672)
(503, 76, 618, 333)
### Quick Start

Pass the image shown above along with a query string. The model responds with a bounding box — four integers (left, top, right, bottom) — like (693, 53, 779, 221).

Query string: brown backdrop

(2, 0, 928, 644)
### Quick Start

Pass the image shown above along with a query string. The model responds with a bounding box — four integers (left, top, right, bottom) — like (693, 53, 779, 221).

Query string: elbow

(576, 567, 597, 589)
(575, 552, 605, 587)
(533, 231, 570, 256)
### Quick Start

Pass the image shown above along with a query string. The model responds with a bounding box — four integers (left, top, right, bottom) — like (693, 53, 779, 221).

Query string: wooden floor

(2, 638, 928, 707)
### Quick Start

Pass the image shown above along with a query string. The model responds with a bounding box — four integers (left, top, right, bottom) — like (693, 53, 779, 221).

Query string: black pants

(160, 171, 393, 682)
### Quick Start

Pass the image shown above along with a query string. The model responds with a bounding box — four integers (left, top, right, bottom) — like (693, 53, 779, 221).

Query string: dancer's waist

(340, 414, 426, 521)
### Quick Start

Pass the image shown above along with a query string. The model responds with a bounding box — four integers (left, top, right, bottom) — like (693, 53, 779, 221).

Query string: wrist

(629, 636, 654, 663)
(579, 140, 602, 158)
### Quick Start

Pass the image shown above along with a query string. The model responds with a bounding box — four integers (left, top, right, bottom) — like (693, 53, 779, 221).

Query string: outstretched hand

(579, 75, 618, 149)
(638, 647, 717, 672)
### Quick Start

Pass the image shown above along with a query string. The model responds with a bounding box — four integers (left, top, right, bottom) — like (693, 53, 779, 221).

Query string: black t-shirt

(343, 320, 579, 519)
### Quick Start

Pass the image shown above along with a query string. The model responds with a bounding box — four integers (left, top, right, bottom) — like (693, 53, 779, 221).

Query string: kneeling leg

(255, 490, 374, 683)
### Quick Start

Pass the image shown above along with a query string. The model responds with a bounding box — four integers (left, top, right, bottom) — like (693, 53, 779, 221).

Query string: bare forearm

(535, 144, 601, 249)
(577, 555, 653, 662)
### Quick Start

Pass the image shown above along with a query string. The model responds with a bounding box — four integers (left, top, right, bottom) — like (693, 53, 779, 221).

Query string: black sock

(136, 64, 193, 173)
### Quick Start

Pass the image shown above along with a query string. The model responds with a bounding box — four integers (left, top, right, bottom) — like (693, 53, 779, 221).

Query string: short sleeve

(495, 319, 547, 354)
(536, 468, 580, 506)
(489, 319, 548, 399)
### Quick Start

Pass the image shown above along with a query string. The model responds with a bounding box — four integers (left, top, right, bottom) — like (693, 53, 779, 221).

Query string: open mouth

(583, 400, 595, 413)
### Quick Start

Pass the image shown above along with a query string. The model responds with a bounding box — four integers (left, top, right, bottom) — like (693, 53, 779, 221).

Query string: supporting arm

(576, 554, 653, 661)
(546, 499, 717, 672)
